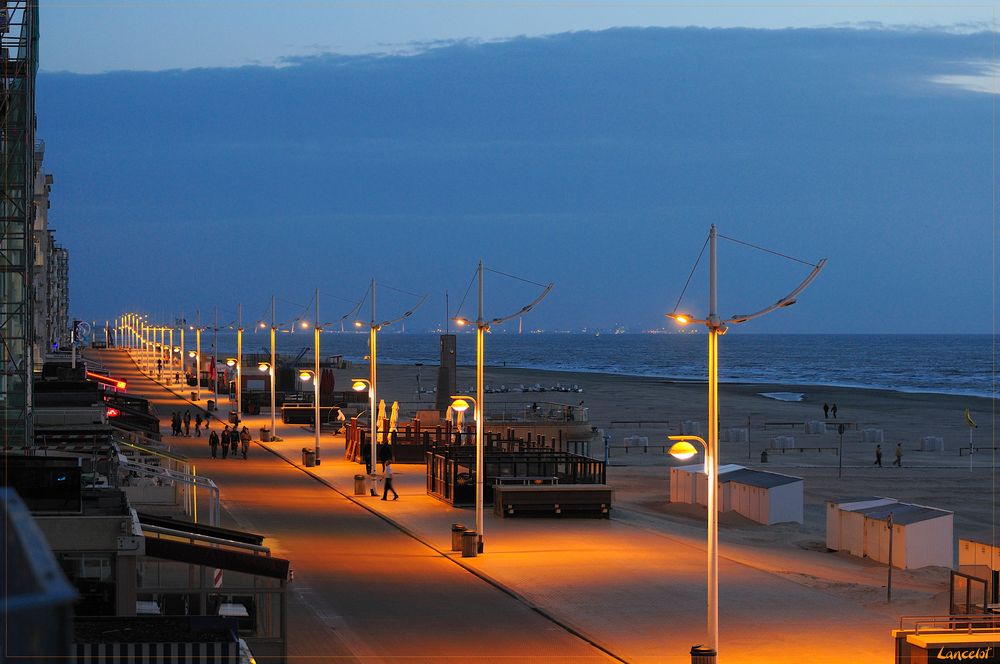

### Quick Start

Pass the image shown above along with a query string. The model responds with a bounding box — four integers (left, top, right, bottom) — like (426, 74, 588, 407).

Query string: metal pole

(237, 303, 243, 423)
(887, 513, 894, 602)
(370, 279, 378, 488)
(195, 315, 202, 402)
(213, 307, 219, 403)
(706, 225, 719, 660)
(271, 295, 277, 438)
(314, 289, 321, 463)
(476, 260, 485, 553)
(169, 328, 174, 380)
(838, 424, 845, 479)
(180, 326, 185, 385)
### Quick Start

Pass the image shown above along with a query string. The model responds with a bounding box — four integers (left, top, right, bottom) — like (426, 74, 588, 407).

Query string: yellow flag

(965, 408, 978, 429)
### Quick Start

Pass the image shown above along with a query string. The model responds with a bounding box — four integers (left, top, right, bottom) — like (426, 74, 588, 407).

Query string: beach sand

(329, 360, 996, 618)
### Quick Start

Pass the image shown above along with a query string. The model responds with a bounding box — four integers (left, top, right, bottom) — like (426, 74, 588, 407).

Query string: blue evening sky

(33, 4, 999, 334)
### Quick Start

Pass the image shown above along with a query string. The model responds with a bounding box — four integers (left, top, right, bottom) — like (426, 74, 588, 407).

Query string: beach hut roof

(720, 468, 802, 489)
(859, 502, 952, 525)
(830, 497, 897, 511)
(675, 463, 745, 476)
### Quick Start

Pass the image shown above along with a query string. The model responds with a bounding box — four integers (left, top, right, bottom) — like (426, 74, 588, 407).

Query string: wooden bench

(608, 443, 670, 454)
(494, 476, 559, 486)
(493, 484, 613, 519)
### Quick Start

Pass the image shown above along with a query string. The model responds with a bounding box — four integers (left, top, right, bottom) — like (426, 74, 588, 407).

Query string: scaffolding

(0, 1, 37, 447)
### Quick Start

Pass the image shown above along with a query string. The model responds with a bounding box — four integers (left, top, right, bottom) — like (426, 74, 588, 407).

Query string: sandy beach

(330, 360, 996, 617)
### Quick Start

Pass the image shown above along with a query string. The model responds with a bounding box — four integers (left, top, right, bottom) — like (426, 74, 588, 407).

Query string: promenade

(97, 348, 902, 663)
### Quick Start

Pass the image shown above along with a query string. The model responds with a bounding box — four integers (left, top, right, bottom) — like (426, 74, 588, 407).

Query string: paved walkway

(96, 350, 613, 663)
(99, 349, 902, 663)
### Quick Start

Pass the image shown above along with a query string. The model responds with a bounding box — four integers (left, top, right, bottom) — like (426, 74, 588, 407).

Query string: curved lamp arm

(727, 258, 826, 325)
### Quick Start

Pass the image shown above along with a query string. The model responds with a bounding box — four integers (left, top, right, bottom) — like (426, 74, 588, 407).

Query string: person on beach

(194, 413, 203, 436)
(381, 459, 399, 501)
(894, 443, 902, 467)
(874, 444, 882, 467)
(240, 426, 251, 459)
(209, 429, 219, 458)
(832, 403, 838, 419)
(183, 411, 191, 436)
(221, 426, 230, 458)
(823, 403, 829, 419)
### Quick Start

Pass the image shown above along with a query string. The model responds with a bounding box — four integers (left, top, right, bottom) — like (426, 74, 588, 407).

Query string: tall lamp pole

(667, 225, 825, 663)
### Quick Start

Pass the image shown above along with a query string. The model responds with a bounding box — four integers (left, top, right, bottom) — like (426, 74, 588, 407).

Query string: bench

(765, 446, 839, 455)
(609, 420, 670, 428)
(493, 484, 613, 519)
(494, 476, 559, 486)
(764, 421, 803, 430)
(607, 443, 671, 454)
(959, 447, 999, 456)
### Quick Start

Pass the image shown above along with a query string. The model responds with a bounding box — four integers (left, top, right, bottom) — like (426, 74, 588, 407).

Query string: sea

(192, 332, 997, 400)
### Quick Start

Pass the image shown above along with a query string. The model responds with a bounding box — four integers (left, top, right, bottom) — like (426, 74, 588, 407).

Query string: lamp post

(299, 369, 321, 463)
(667, 225, 826, 663)
(450, 394, 483, 552)
(258, 361, 274, 437)
(352, 378, 374, 481)
(269, 295, 277, 439)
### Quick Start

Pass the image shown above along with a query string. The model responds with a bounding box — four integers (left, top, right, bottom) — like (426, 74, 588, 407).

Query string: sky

(32, 4, 999, 334)
(40, 2, 994, 74)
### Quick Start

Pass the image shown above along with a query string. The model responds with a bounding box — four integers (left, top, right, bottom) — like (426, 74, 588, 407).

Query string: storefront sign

(931, 646, 1000, 662)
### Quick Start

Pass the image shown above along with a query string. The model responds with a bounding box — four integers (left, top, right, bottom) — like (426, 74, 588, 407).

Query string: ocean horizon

(186, 332, 997, 400)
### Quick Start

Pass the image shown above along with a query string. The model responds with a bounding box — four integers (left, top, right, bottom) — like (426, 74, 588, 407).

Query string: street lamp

(667, 225, 825, 663)
(300, 369, 321, 464)
(450, 394, 483, 552)
(226, 356, 241, 422)
(259, 361, 277, 440)
(352, 378, 375, 483)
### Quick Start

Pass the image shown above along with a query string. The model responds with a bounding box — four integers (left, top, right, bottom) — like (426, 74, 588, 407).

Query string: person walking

(221, 425, 230, 459)
(170, 412, 179, 436)
(209, 429, 219, 458)
(823, 403, 830, 419)
(194, 413, 203, 436)
(240, 426, 251, 459)
(894, 443, 903, 467)
(831, 403, 838, 419)
(231, 429, 240, 457)
(183, 411, 191, 436)
(381, 459, 399, 501)
(874, 444, 882, 467)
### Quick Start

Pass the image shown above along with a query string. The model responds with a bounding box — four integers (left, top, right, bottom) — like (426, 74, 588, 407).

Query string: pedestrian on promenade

(240, 426, 250, 459)
(230, 430, 239, 457)
(194, 413, 203, 436)
(156, 358, 162, 379)
(894, 443, 903, 467)
(381, 459, 399, 501)
(209, 429, 219, 458)
(170, 412, 179, 436)
(823, 403, 829, 419)
(874, 444, 882, 467)
(221, 426, 230, 459)
(832, 403, 838, 419)
(183, 411, 191, 436)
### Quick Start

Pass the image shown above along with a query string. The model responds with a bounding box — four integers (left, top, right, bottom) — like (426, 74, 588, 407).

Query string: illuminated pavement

(98, 349, 898, 663)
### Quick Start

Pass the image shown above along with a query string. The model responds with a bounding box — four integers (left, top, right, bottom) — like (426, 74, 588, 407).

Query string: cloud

(929, 60, 998, 94)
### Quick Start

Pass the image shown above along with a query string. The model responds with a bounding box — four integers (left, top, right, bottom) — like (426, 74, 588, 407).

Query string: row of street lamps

(118, 234, 822, 663)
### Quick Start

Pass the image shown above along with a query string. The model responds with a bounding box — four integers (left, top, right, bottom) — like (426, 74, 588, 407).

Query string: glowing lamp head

(352, 380, 368, 392)
(173, 347, 180, 353)
(260, 322, 267, 329)
(226, 358, 237, 367)
(668, 440, 698, 460)
(451, 398, 470, 413)
(300, 321, 309, 329)
(258, 362, 270, 372)
(299, 370, 313, 382)
(188, 351, 196, 358)
(455, 318, 468, 327)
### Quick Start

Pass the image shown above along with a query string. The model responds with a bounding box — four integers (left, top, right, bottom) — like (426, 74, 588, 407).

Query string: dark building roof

(719, 468, 802, 489)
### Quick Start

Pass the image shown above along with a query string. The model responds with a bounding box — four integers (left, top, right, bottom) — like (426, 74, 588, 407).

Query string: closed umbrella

(389, 401, 399, 433)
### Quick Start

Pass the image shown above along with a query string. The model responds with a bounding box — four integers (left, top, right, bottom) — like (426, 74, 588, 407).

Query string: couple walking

(873, 444, 903, 467)
(171, 411, 203, 437)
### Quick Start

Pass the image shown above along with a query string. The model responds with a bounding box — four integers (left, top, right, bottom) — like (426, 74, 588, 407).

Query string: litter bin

(354, 474, 366, 496)
(207, 400, 216, 411)
(461, 530, 478, 558)
(760, 449, 768, 463)
(690, 645, 717, 664)
(190, 391, 197, 401)
(302, 448, 316, 467)
(260, 428, 271, 443)
(228, 411, 239, 425)
(451, 523, 467, 551)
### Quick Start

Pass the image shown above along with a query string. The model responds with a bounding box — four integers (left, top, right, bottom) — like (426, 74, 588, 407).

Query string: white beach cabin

(826, 497, 953, 568)
(669, 464, 804, 525)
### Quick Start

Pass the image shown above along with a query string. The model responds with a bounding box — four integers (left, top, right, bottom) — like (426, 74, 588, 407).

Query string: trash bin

(228, 411, 239, 425)
(302, 448, 316, 467)
(690, 645, 717, 664)
(190, 391, 197, 401)
(461, 530, 478, 558)
(760, 449, 768, 463)
(207, 400, 216, 411)
(451, 523, 467, 551)
(354, 474, 366, 496)
(260, 428, 271, 443)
